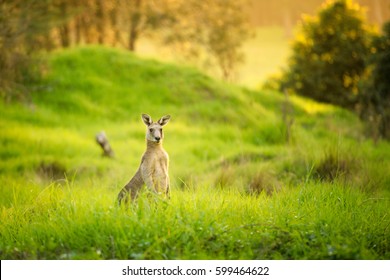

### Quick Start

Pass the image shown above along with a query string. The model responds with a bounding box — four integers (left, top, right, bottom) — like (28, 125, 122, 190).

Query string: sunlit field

(0, 46, 389, 260)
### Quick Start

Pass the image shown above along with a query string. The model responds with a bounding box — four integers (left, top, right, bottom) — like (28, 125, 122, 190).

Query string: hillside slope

(3, 46, 386, 184)
(0, 46, 389, 259)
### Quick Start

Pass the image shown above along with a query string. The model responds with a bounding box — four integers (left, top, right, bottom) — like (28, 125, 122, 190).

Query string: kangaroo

(117, 114, 171, 204)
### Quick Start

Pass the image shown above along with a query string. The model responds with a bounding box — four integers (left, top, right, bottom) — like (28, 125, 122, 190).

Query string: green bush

(281, 0, 373, 109)
(358, 21, 390, 140)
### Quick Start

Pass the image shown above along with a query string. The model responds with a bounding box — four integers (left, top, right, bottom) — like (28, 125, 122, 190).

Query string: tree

(280, 0, 374, 109)
(359, 21, 390, 140)
(160, 0, 252, 80)
(205, 0, 252, 80)
(55, 0, 72, 47)
(0, 0, 57, 101)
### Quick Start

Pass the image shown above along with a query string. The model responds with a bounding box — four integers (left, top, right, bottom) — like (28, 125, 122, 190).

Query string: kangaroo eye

(149, 128, 153, 133)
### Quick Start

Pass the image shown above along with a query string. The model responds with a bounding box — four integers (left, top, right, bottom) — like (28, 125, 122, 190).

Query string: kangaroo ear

(158, 115, 171, 126)
(141, 114, 153, 126)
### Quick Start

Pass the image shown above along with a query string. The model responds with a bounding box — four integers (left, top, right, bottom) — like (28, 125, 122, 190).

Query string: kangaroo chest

(141, 149, 168, 176)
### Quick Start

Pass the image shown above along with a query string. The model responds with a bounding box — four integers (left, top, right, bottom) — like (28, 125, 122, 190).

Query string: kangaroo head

(142, 114, 171, 143)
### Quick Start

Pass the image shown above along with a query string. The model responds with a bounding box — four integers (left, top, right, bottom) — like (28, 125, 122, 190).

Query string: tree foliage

(159, 0, 252, 80)
(0, 0, 58, 101)
(359, 21, 390, 139)
(281, 0, 374, 109)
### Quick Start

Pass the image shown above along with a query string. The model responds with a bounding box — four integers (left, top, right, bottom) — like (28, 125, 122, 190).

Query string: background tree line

(0, 0, 251, 102)
(53, 0, 252, 80)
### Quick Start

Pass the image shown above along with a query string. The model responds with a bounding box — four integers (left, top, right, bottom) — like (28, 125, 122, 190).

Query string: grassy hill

(0, 46, 389, 259)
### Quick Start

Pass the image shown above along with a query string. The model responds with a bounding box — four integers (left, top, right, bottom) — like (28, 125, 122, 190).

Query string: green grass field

(0, 46, 389, 259)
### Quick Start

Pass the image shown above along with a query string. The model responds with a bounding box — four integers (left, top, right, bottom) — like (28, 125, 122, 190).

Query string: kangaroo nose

(155, 137, 161, 141)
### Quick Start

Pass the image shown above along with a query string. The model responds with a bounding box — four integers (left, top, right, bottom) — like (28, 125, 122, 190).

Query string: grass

(0, 46, 389, 259)
(1, 180, 388, 259)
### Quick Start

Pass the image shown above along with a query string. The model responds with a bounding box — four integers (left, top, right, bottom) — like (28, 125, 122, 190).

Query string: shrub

(281, 0, 374, 109)
(247, 171, 281, 196)
(314, 148, 360, 182)
(358, 21, 390, 140)
(214, 165, 236, 189)
(37, 161, 67, 181)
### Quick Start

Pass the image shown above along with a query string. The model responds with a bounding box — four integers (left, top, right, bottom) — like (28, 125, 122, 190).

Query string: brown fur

(117, 114, 171, 204)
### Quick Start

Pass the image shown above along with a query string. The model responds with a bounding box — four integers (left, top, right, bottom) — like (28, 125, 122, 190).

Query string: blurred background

(1, 0, 390, 260)
(2, 0, 389, 87)
(2, 0, 389, 138)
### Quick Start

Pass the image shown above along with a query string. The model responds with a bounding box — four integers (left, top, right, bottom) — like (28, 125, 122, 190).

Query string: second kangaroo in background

(117, 114, 171, 204)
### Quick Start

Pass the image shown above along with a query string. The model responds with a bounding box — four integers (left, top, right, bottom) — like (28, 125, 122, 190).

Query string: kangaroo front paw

(117, 190, 128, 205)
